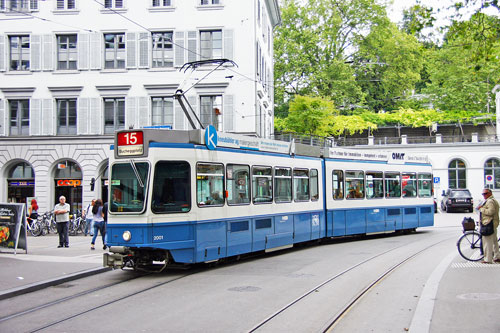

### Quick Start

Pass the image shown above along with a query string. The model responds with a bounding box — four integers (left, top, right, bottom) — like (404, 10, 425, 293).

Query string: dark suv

(441, 189, 473, 213)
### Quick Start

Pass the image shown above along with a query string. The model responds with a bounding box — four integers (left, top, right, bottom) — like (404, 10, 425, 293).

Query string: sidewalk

(0, 234, 109, 300)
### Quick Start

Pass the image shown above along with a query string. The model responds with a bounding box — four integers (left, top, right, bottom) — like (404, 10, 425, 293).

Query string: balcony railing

(272, 132, 499, 148)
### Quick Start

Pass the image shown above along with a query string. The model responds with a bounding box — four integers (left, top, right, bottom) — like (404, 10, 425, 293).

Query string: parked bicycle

(26, 216, 42, 237)
(457, 219, 500, 261)
(69, 210, 85, 236)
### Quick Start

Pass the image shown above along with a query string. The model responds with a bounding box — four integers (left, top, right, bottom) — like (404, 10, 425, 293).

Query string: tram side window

(294, 169, 310, 201)
(418, 173, 433, 198)
(402, 172, 417, 198)
(275, 167, 292, 203)
(346, 170, 364, 199)
(151, 161, 191, 213)
(366, 171, 383, 199)
(226, 164, 250, 205)
(333, 170, 344, 200)
(197, 163, 224, 206)
(252, 166, 272, 204)
(385, 172, 401, 198)
(110, 162, 149, 213)
(310, 169, 319, 201)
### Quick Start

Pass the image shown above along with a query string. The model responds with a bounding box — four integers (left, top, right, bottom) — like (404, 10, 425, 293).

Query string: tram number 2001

(153, 235, 164, 241)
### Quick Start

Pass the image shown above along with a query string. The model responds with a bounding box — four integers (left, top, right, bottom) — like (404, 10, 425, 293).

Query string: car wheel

(447, 205, 452, 213)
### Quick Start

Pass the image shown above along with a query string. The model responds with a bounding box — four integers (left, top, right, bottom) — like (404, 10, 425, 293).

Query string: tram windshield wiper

(129, 160, 144, 188)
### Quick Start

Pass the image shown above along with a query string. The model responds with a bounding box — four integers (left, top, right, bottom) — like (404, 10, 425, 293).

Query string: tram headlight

(122, 231, 132, 242)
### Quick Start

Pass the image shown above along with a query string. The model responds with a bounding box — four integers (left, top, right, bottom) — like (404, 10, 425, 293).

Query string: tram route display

(0, 203, 27, 253)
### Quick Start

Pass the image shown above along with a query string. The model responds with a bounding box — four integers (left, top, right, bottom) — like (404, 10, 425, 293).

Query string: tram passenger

(207, 191, 224, 205)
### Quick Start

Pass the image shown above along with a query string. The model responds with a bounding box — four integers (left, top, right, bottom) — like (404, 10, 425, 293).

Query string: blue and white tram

(104, 128, 433, 270)
(324, 149, 434, 237)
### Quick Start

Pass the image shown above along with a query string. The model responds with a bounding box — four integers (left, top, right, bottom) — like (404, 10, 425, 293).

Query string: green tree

(424, 13, 500, 112)
(274, 0, 387, 113)
(280, 95, 338, 136)
(355, 20, 424, 111)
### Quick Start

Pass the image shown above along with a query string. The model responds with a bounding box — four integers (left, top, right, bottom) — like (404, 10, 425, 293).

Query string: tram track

(0, 268, 200, 333)
(249, 234, 455, 332)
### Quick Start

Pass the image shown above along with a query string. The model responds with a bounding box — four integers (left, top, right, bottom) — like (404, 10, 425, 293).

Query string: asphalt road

(1, 211, 499, 333)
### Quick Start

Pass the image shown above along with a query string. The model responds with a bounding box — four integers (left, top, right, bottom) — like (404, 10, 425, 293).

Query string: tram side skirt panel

(386, 208, 402, 230)
(226, 219, 252, 257)
(267, 214, 294, 249)
(253, 217, 273, 252)
(403, 207, 418, 229)
(366, 208, 385, 233)
(293, 213, 312, 243)
(196, 221, 226, 262)
(346, 209, 366, 235)
(332, 210, 346, 237)
(418, 205, 434, 227)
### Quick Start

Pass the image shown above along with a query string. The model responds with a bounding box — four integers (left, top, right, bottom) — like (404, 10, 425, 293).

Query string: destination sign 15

(117, 131, 144, 156)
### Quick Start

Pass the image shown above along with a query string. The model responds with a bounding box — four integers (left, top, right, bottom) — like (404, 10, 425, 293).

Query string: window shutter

(126, 97, 136, 129)
(90, 33, 102, 70)
(0, 99, 4, 136)
(174, 31, 185, 68)
(89, 98, 100, 134)
(42, 34, 54, 71)
(77, 98, 89, 134)
(126, 32, 136, 68)
(42, 99, 54, 135)
(174, 99, 185, 130)
(30, 34, 42, 71)
(138, 97, 149, 128)
(30, 99, 41, 135)
(78, 33, 89, 70)
(138, 32, 149, 68)
(223, 29, 233, 61)
(0, 35, 5, 71)
(224, 94, 234, 132)
(187, 31, 197, 63)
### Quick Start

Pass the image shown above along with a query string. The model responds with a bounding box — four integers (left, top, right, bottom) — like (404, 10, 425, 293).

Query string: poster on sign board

(0, 203, 27, 254)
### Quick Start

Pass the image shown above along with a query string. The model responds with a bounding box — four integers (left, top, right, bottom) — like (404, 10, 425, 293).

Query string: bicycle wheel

(30, 221, 42, 237)
(457, 231, 484, 261)
(50, 219, 57, 234)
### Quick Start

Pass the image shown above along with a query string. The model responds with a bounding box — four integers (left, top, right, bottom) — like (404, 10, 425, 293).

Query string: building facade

(0, 0, 280, 212)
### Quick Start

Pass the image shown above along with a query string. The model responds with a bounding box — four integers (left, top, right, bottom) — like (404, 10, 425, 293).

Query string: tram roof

(114, 128, 430, 165)
(114, 128, 322, 158)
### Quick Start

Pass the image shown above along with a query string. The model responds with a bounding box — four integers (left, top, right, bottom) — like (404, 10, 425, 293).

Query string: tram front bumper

(103, 246, 130, 269)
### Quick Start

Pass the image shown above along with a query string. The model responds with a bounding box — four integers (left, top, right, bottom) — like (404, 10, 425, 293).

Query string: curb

(0, 266, 111, 300)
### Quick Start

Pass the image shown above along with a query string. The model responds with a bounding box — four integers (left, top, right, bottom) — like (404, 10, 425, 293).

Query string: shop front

(54, 161, 82, 213)
(7, 162, 35, 204)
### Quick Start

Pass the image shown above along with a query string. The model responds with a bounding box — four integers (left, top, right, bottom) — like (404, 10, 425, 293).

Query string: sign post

(0, 203, 27, 254)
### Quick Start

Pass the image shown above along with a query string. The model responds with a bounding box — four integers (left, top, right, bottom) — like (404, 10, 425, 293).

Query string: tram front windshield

(110, 162, 149, 213)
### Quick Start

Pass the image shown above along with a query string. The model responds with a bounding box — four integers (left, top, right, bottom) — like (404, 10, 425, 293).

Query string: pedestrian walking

(54, 196, 70, 248)
(478, 188, 500, 264)
(90, 199, 106, 250)
(27, 198, 39, 224)
(83, 199, 95, 236)
(103, 201, 108, 248)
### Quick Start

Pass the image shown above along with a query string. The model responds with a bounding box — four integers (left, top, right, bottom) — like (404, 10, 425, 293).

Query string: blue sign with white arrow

(205, 125, 218, 150)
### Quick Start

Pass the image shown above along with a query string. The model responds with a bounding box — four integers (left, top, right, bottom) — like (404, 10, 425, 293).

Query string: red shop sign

(57, 179, 82, 187)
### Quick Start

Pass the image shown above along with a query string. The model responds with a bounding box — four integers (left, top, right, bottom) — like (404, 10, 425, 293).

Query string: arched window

(54, 161, 82, 179)
(484, 158, 500, 189)
(8, 162, 34, 179)
(448, 159, 466, 189)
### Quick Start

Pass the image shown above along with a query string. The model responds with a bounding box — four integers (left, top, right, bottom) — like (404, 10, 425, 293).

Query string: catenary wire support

(174, 59, 238, 130)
